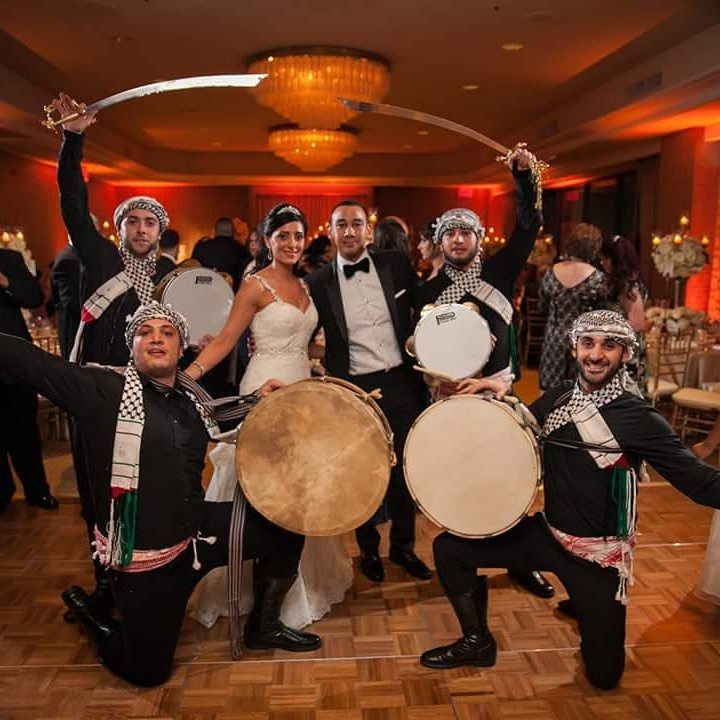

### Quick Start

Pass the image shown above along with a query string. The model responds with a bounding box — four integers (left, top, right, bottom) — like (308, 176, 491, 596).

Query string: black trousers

(433, 513, 626, 690)
(101, 501, 304, 687)
(0, 379, 50, 505)
(351, 365, 424, 554)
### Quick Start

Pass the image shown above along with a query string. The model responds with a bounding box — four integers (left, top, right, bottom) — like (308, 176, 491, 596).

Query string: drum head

(236, 379, 392, 536)
(159, 268, 234, 345)
(415, 304, 492, 379)
(404, 396, 540, 538)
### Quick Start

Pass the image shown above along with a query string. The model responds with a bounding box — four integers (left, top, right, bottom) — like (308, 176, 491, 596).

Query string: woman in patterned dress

(539, 223, 607, 389)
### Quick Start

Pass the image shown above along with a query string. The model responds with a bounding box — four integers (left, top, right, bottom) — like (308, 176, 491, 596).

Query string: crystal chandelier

(248, 46, 391, 129)
(268, 125, 359, 172)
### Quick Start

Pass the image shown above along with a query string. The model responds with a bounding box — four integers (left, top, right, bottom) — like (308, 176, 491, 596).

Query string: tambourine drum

(404, 396, 541, 538)
(236, 377, 394, 536)
(153, 267, 234, 346)
(414, 303, 493, 380)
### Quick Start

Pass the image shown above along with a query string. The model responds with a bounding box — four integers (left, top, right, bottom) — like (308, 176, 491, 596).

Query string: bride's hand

(195, 334, 214, 351)
(257, 378, 285, 397)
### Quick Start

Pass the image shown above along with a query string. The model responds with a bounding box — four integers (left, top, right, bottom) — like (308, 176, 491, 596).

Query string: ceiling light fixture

(247, 46, 391, 129)
(461, 84, 479, 91)
(268, 124, 359, 172)
(501, 43, 525, 51)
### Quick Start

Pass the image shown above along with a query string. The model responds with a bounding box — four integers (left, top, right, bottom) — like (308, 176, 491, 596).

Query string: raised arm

(0, 249, 43, 308)
(52, 94, 117, 271)
(0, 333, 112, 419)
(186, 275, 262, 380)
(482, 150, 542, 299)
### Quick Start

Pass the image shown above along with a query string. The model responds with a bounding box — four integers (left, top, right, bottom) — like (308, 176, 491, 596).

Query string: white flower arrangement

(651, 234, 707, 279)
(645, 305, 706, 333)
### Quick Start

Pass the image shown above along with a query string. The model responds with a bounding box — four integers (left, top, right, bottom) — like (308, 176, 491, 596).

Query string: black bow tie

(343, 257, 370, 278)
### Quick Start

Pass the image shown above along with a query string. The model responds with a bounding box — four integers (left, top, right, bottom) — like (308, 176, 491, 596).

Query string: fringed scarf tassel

(609, 455, 638, 603)
(106, 489, 139, 568)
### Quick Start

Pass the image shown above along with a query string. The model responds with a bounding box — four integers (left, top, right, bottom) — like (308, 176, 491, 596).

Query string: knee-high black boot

(421, 577, 496, 669)
(244, 573, 322, 652)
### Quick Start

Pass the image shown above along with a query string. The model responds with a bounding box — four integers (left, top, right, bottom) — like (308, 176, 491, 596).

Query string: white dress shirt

(336, 251, 403, 375)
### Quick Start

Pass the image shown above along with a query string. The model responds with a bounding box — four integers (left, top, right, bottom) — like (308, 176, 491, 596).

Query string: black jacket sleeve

(58, 131, 119, 278)
(2, 250, 43, 308)
(482, 168, 542, 299)
(615, 399, 720, 510)
(0, 333, 115, 419)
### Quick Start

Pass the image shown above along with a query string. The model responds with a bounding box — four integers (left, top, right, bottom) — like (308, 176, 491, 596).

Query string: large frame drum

(413, 303, 493, 380)
(404, 395, 541, 538)
(153, 266, 234, 346)
(236, 377, 395, 536)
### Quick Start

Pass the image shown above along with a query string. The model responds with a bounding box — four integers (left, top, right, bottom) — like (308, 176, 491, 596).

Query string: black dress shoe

(389, 549, 433, 580)
(26, 493, 59, 510)
(61, 586, 117, 642)
(420, 631, 497, 669)
(508, 569, 555, 598)
(244, 622, 322, 652)
(359, 550, 385, 582)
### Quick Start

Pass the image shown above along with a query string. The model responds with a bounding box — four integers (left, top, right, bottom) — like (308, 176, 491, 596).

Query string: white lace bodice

(239, 275, 318, 394)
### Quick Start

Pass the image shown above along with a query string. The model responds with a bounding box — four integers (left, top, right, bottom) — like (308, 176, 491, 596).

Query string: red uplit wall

(0, 151, 77, 271)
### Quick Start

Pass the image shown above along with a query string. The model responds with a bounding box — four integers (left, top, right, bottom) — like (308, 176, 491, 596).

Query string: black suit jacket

(0, 248, 43, 384)
(155, 254, 177, 282)
(191, 236, 250, 291)
(0, 248, 42, 341)
(306, 249, 417, 380)
(51, 244, 81, 359)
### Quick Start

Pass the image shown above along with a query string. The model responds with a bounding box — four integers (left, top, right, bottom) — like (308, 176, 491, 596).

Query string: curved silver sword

(43, 74, 267, 130)
(339, 98, 548, 208)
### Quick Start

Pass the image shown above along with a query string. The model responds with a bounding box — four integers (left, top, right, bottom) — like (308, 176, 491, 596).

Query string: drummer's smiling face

(266, 221, 305, 267)
(441, 228, 480, 269)
(132, 319, 183, 386)
(121, 210, 161, 258)
(573, 335, 629, 392)
(330, 205, 368, 263)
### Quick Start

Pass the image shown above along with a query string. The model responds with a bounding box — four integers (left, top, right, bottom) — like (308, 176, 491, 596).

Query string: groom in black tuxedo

(306, 201, 431, 582)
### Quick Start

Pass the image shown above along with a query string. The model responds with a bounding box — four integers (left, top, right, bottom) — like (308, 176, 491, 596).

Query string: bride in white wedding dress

(185, 203, 352, 629)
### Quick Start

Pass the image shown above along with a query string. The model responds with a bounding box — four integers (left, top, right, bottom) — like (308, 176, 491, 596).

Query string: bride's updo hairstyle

(254, 203, 308, 272)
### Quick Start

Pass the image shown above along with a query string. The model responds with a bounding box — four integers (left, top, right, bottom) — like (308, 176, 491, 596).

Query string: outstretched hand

(257, 378, 285, 397)
(49, 92, 97, 134)
(439, 377, 509, 398)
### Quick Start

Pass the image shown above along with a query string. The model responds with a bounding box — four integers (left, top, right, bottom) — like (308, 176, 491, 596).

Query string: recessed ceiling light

(403, 144, 413, 149)
(417, 129, 429, 136)
(502, 43, 524, 51)
(211, 141, 223, 147)
(461, 84, 479, 91)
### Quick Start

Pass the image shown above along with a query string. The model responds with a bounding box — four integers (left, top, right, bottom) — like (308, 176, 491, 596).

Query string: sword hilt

(41, 104, 85, 132)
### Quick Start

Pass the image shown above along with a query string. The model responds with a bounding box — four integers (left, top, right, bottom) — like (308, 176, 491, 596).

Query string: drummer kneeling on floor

(421, 310, 720, 690)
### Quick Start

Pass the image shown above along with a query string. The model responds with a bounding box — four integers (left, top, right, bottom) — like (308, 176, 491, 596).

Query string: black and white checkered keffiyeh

(542, 372, 625, 438)
(118, 245, 156, 305)
(569, 310, 638, 360)
(433, 208, 485, 245)
(113, 195, 169, 235)
(436, 262, 484, 305)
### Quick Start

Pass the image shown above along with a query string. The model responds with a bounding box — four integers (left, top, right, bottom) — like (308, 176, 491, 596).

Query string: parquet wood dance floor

(1, 479, 720, 719)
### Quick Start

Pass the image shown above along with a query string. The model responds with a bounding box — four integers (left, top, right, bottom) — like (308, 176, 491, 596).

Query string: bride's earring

(268, 247, 273, 261)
